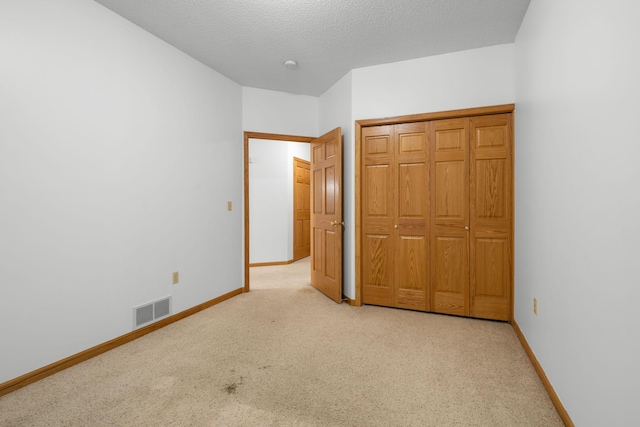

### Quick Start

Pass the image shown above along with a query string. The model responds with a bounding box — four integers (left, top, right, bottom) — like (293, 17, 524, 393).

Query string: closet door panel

(396, 235, 428, 310)
(470, 115, 512, 321)
(432, 234, 467, 315)
(473, 236, 509, 319)
(431, 119, 469, 316)
(474, 158, 508, 223)
(363, 234, 393, 305)
(434, 161, 465, 221)
(398, 162, 427, 219)
(362, 126, 395, 306)
(365, 164, 391, 218)
(395, 123, 429, 310)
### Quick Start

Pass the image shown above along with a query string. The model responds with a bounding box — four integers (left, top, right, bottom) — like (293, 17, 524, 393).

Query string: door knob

(394, 225, 398, 229)
(465, 226, 469, 231)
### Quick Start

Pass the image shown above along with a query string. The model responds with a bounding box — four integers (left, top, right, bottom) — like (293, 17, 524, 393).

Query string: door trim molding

(354, 104, 515, 306)
(243, 132, 314, 292)
(249, 260, 295, 268)
(356, 104, 515, 127)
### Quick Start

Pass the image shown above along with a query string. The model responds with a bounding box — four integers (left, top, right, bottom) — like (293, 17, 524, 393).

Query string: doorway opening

(243, 132, 314, 292)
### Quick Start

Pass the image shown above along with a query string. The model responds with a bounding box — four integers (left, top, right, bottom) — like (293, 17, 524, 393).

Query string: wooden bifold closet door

(431, 118, 470, 317)
(361, 122, 430, 311)
(469, 115, 512, 320)
(361, 112, 512, 321)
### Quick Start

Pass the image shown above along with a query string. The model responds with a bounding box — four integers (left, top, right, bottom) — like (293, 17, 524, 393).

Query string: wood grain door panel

(432, 234, 468, 315)
(431, 118, 469, 316)
(362, 126, 395, 306)
(470, 115, 512, 321)
(396, 234, 428, 310)
(362, 234, 393, 305)
(395, 122, 429, 310)
(310, 128, 343, 303)
(294, 157, 311, 261)
(362, 123, 429, 310)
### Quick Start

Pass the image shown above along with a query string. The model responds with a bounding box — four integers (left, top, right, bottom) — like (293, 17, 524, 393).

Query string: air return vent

(133, 296, 172, 329)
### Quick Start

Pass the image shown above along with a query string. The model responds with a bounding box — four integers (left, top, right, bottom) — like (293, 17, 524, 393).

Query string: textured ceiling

(93, 0, 530, 96)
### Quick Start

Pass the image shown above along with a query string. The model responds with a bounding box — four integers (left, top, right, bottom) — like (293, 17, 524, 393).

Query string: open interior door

(310, 128, 343, 303)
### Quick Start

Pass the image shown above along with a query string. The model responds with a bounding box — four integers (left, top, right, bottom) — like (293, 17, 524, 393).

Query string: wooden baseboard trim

(0, 287, 243, 398)
(512, 321, 574, 427)
(249, 260, 294, 268)
(342, 295, 356, 306)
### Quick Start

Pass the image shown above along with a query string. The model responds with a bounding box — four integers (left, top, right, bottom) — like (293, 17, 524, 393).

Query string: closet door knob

(394, 225, 398, 229)
(465, 226, 469, 231)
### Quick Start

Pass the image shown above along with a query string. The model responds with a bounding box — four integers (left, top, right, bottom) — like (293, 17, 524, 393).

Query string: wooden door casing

(310, 128, 343, 303)
(293, 157, 311, 261)
(243, 132, 315, 293)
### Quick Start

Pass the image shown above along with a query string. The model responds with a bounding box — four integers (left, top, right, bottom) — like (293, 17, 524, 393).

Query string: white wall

(249, 140, 309, 264)
(514, 1, 640, 425)
(242, 87, 319, 136)
(0, 0, 243, 384)
(319, 72, 354, 297)
(352, 44, 516, 120)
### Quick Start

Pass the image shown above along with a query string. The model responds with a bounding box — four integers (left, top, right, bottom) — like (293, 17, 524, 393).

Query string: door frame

(243, 131, 314, 292)
(354, 104, 515, 306)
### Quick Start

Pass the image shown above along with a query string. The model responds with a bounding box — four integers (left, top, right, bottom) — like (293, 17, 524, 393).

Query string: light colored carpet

(0, 257, 562, 426)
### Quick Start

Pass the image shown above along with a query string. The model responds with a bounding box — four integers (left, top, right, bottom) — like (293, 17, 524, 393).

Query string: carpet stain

(224, 376, 244, 394)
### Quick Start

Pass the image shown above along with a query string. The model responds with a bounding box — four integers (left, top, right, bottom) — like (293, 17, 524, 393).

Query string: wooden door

(293, 157, 311, 261)
(357, 105, 514, 320)
(310, 128, 343, 303)
(362, 125, 395, 306)
(431, 118, 470, 316)
(362, 123, 429, 310)
(394, 123, 430, 310)
(469, 115, 512, 321)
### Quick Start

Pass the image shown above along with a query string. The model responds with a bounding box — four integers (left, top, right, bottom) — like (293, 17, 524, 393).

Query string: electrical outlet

(533, 297, 538, 315)
(172, 272, 179, 285)
(227, 201, 233, 211)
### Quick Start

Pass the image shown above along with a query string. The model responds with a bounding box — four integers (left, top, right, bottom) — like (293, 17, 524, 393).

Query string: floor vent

(133, 296, 172, 329)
